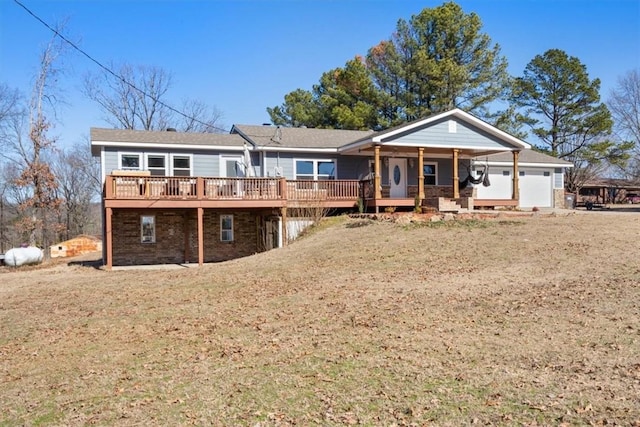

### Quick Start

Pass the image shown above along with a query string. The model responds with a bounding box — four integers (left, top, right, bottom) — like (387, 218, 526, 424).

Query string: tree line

(0, 23, 224, 255)
(267, 2, 639, 194)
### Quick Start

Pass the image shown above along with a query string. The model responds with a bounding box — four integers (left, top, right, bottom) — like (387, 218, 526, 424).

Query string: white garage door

(474, 169, 513, 199)
(519, 168, 552, 208)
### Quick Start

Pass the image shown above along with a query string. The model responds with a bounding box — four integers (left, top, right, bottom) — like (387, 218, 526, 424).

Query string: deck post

(418, 147, 425, 201)
(512, 151, 520, 201)
(105, 207, 113, 270)
(374, 145, 382, 200)
(197, 207, 204, 266)
(452, 149, 460, 199)
(184, 211, 191, 263)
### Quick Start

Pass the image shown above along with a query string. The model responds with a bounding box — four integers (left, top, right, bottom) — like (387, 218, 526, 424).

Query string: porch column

(105, 207, 113, 270)
(512, 151, 520, 201)
(374, 145, 382, 200)
(452, 149, 460, 199)
(418, 147, 425, 200)
(197, 207, 204, 266)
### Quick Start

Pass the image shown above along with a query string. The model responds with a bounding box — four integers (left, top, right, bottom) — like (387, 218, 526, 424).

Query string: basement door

(389, 158, 407, 198)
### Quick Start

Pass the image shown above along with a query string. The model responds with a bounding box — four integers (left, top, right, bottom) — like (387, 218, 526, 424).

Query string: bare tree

(0, 84, 24, 134)
(608, 69, 640, 180)
(84, 62, 224, 132)
(52, 140, 101, 239)
(10, 32, 66, 251)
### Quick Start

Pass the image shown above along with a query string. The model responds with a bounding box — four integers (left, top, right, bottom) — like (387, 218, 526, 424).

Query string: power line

(13, 0, 228, 133)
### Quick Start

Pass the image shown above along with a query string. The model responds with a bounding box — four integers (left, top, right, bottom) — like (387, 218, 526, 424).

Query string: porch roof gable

(338, 109, 531, 154)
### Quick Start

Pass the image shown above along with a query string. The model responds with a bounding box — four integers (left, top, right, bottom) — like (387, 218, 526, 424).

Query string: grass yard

(1, 212, 639, 426)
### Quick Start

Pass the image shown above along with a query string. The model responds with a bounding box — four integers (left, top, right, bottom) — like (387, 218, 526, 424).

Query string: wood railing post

(279, 177, 287, 200)
(105, 176, 114, 199)
(196, 177, 205, 199)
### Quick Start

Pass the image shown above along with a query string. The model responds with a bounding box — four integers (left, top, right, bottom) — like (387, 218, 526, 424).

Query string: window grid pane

(122, 155, 140, 169)
(221, 215, 233, 242)
(141, 216, 155, 243)
(423, 163, 436, 186)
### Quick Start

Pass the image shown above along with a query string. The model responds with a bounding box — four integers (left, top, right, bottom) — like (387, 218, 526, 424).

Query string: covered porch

(340, 109, 531, 211)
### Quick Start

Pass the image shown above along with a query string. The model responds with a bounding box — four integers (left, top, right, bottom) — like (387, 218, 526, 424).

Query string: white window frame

(119, 152, 142, 171)
(220, 155, 243, 177)
(141, 215, 156, 243)
(554, 168, 564, 189)
(294, 159, 337, 180)
(220, 214, 234, 242)
(171, 153, 193, 177)
(145, 153, 168, 176)
(423, 162, 438, 186)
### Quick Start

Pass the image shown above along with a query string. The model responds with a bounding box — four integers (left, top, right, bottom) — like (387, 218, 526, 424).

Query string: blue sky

(1, 0, 639, 149)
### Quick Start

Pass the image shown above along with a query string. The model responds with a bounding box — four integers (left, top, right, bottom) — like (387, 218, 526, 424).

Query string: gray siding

(383, 118, 514, 150)
(104, 146, 468, 186)
(103, 147, 254, 178)
(104, 148, 119, 176)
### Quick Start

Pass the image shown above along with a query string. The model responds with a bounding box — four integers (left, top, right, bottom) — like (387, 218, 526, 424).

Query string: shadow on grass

(67, 258, 104, 270)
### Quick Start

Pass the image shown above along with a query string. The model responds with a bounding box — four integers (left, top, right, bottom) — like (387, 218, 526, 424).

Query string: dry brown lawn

(1, 211, 639, 426)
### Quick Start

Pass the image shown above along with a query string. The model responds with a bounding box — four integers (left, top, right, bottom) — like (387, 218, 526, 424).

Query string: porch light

(384, 157, 389, 167)
(409, 158, 414, 168)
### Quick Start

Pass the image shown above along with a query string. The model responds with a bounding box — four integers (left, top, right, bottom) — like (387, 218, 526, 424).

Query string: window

(423, 163, 437, 185)
(295, 159, 336, 180)
(519, 171, 525, 177)
(120, 153, 141, 170)
(220, 215, 233, 242)
(543, 171, 550, 177)
(172, 155, 192, 177)
(146, 154, 167, 176)
(141, 215, 155, 243)
(502, 170, 511, 176)
(554, 168, 564, 189)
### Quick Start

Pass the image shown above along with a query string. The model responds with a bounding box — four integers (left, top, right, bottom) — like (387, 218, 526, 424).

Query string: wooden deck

(104, 175, 361, 209)
(105, 175, 520, 211)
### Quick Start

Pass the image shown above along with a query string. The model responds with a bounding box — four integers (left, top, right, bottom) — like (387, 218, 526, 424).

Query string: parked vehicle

(626, 193, 640, 204)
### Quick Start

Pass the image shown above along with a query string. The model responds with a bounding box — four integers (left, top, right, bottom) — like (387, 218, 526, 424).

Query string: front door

(389, 158, 407, 198)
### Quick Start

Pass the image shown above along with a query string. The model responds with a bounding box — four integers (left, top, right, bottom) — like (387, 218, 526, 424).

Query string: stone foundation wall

(553, 189, 566, 209)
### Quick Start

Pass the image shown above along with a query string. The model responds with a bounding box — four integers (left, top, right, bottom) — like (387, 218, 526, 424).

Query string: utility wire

(13, 0, 228, 133)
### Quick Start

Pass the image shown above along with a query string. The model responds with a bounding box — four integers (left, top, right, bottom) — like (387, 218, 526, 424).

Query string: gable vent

(448, 120, 457, 133)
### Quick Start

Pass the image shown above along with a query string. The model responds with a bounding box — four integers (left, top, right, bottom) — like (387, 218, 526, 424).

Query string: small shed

(50, 235, 102, 258)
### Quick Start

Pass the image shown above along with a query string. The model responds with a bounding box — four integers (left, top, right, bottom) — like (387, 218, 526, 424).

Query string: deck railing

(105, 175, 360, 203)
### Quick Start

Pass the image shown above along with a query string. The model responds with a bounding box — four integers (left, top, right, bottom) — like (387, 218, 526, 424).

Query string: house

(91, 108, 571, 268)
(577, 178, 640, 206)
(49, 235, 102, 258)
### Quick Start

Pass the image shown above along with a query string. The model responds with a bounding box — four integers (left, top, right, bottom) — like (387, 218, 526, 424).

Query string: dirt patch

(1, 213, 639, 425)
